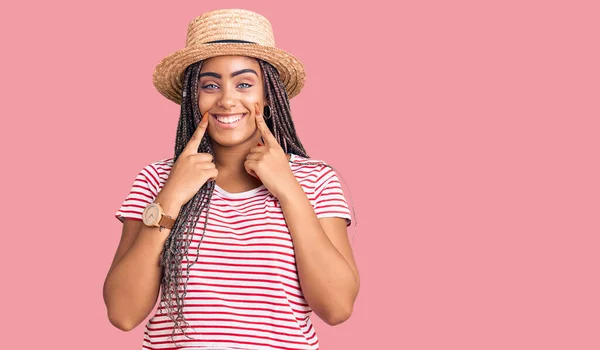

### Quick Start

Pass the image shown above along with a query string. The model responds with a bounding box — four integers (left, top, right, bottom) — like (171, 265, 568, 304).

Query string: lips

(212, 113, 247, 129)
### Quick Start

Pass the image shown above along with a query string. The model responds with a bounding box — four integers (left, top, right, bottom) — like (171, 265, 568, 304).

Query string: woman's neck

(212, 137, 263, 193)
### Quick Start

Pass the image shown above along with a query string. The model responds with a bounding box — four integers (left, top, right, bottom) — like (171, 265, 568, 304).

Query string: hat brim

(153, 43, 306, 104)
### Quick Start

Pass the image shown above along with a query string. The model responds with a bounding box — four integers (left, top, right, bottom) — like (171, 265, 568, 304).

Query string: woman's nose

(217, 89, 237, 109)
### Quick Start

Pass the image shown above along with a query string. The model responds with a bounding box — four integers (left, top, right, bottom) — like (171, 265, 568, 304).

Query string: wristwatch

(142, 202, 175, 231)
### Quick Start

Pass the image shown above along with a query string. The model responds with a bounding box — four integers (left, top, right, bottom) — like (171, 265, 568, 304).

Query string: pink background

(2, 0, 599, 349)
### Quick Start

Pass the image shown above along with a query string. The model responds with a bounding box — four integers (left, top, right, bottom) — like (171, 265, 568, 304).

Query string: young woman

(103, 9, 359, 350)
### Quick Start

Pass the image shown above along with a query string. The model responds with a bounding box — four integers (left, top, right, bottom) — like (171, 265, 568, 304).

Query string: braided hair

(158, 59, 311, 341)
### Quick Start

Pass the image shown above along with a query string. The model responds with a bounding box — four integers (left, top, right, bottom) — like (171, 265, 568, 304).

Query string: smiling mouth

(212, 113, 247, 128)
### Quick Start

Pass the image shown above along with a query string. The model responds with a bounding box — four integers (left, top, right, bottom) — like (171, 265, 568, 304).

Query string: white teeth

(215, 114, 243, 124)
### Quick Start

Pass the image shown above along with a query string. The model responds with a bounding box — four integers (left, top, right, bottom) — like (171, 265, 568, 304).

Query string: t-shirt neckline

(213, 154, 296, 198)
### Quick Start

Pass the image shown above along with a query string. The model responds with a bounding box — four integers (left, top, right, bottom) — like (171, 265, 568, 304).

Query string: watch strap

(158, 214, 176, 230)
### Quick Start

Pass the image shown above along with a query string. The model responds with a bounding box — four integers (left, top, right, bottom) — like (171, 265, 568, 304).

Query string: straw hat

(153, 9, 306, 104)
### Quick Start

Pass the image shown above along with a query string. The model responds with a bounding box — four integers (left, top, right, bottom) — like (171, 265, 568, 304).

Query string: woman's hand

(244, 104, 298, 200)
(160, 111, 218, 206)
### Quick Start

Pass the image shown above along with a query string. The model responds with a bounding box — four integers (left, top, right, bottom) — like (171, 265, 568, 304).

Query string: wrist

(277, 180, 306, 207)
(154, 194, 183, 219)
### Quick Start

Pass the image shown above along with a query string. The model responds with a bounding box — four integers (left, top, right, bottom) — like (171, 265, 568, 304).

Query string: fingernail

(257, 143, 262, 146)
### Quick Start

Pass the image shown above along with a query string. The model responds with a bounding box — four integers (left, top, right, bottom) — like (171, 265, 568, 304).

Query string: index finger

(183, 111, 210, 154)
(255, 103, 276, 146)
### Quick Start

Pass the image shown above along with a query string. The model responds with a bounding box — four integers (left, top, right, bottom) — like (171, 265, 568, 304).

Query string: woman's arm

(278, 184, 360, 326)
(245, 110, 359, 325)
(103, 197, 182, 331)
(104, 114, 216, 331)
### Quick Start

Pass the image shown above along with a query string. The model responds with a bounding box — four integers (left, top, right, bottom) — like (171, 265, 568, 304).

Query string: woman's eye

(238, 83, 252, 89)
(201, 83, 218, 90)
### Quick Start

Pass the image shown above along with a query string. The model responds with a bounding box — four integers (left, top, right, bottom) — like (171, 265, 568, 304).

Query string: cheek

(244, 85, 265, 102)
(197, 95, 210, 111)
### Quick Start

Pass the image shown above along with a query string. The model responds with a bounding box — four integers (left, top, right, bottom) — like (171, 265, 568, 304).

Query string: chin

(210, 130, 255, 147)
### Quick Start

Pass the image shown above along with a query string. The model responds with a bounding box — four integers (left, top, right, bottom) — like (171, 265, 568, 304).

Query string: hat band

(206, 39, 256, 44)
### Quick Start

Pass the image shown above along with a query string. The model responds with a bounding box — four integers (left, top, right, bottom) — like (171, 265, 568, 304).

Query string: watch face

(143, 204, 160, 226)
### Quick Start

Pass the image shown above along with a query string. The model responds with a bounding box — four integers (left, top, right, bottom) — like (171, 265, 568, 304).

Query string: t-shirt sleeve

(313, 166, 352, 227)
(114, 163, 160, 223)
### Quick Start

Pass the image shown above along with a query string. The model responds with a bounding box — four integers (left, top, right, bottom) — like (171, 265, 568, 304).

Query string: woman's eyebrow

(199, 69, 258, 79)
(231, 68, 258, 77)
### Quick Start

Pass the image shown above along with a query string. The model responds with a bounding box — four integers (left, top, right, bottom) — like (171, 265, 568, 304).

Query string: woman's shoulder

(288, 153, 336, 180)
(136, 157, 175, 179)
(289, 153, 329, 168)
(150, 157, 175, 170)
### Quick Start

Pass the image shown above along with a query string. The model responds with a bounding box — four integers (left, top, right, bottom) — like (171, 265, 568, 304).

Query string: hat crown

(153, 9, 305, 104)
(186, 9, 276, 48)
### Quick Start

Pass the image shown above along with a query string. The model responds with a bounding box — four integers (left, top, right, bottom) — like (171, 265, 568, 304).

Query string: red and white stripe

(115, 154, 351, 350)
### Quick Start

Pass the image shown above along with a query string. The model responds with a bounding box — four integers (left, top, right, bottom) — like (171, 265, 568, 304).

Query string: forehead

(199, 55, 261, 74)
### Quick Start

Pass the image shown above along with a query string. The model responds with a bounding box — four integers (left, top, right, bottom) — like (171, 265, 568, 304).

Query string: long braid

(258, 60, 309, 157)
(159, 59, 345, 343)
(160, 60, 216, 343)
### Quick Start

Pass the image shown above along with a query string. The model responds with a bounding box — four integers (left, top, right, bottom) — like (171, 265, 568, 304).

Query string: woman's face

(198, 55, 266, 148)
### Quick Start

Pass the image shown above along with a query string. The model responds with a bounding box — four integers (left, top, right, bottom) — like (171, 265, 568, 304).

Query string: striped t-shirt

(115, 154, 352, 350)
